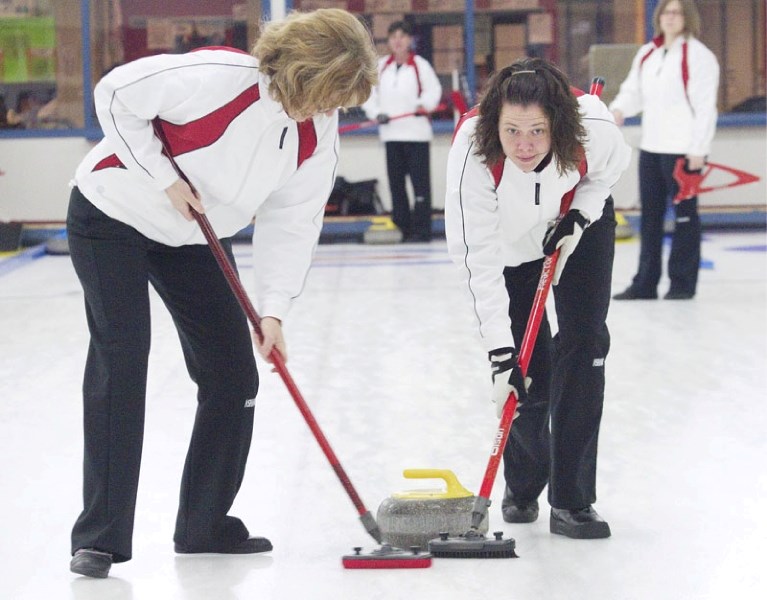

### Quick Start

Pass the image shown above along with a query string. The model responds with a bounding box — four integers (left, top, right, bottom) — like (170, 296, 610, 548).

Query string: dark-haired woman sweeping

(445, 58, 630, 539)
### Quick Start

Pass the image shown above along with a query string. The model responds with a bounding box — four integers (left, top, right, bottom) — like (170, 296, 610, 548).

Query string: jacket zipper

(534, 172, 541, 206)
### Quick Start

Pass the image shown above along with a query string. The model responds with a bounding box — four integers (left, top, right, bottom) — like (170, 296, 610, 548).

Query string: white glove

(489, 347, 531, 419)
(542, 209, 590, 285)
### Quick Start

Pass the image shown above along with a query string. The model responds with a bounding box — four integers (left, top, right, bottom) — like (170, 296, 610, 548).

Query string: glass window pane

(0, 0, 74, 130)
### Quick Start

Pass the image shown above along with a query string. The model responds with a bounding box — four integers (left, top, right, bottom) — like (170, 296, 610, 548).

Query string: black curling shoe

(501, 487, 539, 523)
(612, 287, 657, 300)
(550, 507, 611, 539)
(664, 290, 694, 300)
(70, 548, 113, 578)
(175, 536, 273, 554)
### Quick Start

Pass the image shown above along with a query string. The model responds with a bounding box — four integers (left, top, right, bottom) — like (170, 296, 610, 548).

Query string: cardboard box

(493, 47, 527, 70)
(427, 0, 464, 11)
(432, 25, 464, 50)
(372, 13, 404, 39)
(489, 0, 539, 9)
(527, 12, 552, 45)
(494, 24, 526, 49)
(300, 0, 348, 9)
(366, 0, 412, 12)
(433, 49, 464, 74)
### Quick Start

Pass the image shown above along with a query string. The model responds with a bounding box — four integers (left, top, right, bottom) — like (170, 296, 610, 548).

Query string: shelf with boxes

(293, 0, 554, 99)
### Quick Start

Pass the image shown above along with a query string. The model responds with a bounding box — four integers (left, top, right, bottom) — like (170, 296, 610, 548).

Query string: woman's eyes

(505, 128, 545, 136)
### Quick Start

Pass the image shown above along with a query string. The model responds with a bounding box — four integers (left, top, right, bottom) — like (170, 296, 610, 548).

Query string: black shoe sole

(612, 293, 657, 300)
(70, 564, 110, 578)
(175, 537, 273, 555)
(550, 515, 611, 539)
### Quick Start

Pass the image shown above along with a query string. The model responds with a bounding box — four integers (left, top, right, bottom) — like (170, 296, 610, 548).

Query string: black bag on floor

(326, 177, 384, 216)
(0, 222, 23, 251)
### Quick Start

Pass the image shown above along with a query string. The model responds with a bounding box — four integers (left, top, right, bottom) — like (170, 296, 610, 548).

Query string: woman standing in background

(611, 0, 719, 300)
(362, 20, 443, 242)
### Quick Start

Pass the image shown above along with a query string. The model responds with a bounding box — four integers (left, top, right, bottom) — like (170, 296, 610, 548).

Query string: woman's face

(498, 102, 551, 173)
(388, 30, 412, 58)
(659, 0, 685, 38)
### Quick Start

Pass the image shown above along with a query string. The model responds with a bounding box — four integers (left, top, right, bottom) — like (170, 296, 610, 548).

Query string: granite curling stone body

(377, 469, 488, 550)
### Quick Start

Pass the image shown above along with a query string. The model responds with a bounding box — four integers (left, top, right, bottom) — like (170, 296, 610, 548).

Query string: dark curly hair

(474, 58, 587, 176)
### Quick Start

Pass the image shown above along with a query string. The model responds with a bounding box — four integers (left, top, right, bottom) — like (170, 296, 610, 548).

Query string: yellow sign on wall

(0, 16, 56, 83)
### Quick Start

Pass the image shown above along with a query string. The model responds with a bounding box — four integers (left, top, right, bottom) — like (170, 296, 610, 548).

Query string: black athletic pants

(67, 188, 258, 562)
(502, 199, 615, 510)
(384, 140, 432, 239)
(631, 150, 701, 296)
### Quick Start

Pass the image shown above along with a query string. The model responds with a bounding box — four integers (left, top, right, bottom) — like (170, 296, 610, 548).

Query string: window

(0, 1, 66, 129)
(557, 0, 766, 111)
(0, 0, 261, 135)
(0, 0, 764, 138)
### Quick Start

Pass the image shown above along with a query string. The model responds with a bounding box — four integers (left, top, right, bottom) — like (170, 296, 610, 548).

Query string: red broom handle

(338, 102, 447, 134)
(476, 77, 603, 501)
(192, 211, 372, 520)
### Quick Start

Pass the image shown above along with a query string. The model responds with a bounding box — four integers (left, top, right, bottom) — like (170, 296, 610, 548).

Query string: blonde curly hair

(253, 9, 378, 120)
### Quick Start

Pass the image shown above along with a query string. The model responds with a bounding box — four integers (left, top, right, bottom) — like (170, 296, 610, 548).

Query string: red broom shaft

(338, 113, 417, 134)
(192, 211, 370, 517)
(476, 190, 573, 500)
(338, 103, 448, 134)
(268, 356, 368, 514)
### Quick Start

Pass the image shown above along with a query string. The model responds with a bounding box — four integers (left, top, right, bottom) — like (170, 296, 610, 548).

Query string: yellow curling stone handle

(391, 469, 474, 500)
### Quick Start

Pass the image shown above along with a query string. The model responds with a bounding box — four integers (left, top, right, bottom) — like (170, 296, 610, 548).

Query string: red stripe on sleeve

(154, 83, 260, 157)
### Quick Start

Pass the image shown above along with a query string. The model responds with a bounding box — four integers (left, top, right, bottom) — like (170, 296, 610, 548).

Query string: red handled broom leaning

(672, 158, 760, 202)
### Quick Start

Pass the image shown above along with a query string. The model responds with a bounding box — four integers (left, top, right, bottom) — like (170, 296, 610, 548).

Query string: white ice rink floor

(1, 230, 765, 600)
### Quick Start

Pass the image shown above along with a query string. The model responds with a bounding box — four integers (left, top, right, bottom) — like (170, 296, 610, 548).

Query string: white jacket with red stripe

(445, 93, 631, 351)
(73, 48, 339, 321)
(609, 35, 719, 156)
(361, 54, 442, 142)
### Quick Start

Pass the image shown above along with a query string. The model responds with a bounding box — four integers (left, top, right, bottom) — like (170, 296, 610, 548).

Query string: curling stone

(615, 211, 636, 240)
(377, 469, 488, 550)
(363, 216, 403, 244)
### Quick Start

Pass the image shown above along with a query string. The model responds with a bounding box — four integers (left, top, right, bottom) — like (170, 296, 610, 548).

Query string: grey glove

(489, 347, 531, 419)
(376, 113, 390, 125)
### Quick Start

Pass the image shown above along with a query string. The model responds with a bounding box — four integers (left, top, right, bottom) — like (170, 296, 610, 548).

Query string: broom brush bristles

(428, 530, 518, 559)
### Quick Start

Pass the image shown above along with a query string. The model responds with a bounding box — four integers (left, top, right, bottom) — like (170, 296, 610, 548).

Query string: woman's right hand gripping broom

(254, 316, 288, 366)
(489, 347, 531, 419)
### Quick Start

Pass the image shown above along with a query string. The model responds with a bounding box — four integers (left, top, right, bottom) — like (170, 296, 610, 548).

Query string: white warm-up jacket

(73, 48, 339, 321)
(361, 53, 442, 142)
(609, 35, 719, 156)
(445, 93, 631, 351)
